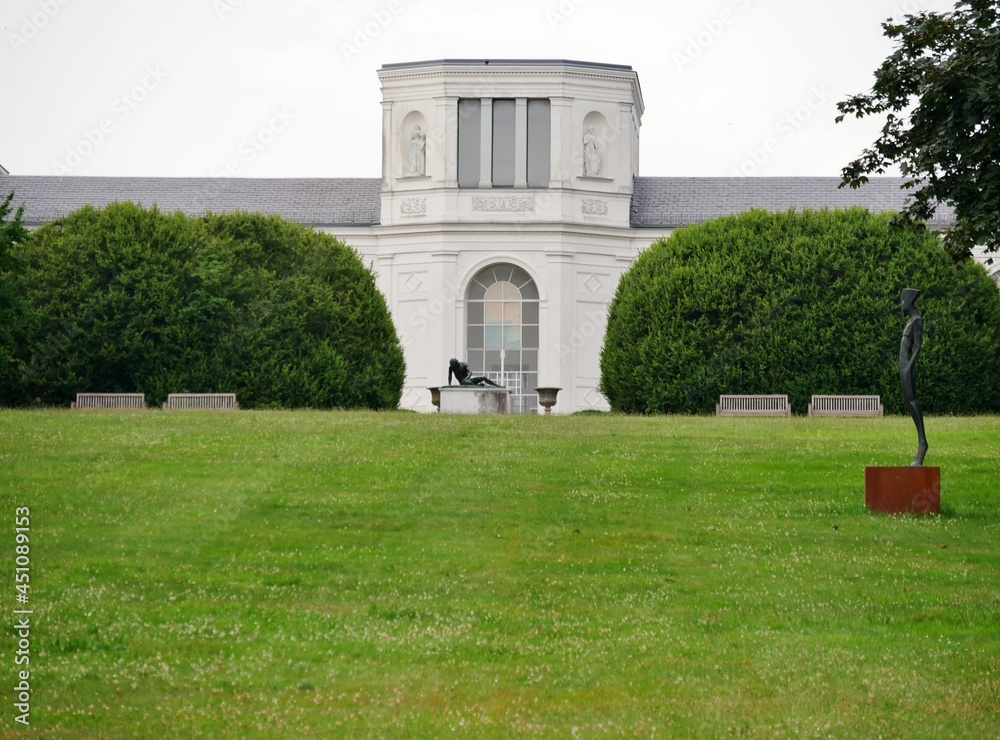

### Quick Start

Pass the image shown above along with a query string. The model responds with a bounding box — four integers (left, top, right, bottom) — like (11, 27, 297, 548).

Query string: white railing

(485, 371, 537, 413)
(486, 371, 522, 396)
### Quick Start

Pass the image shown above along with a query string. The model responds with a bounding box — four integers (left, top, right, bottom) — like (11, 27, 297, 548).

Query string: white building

(7, 59, 988, 412)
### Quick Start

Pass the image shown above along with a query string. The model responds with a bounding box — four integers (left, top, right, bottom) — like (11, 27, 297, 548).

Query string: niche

(401, 110, 428, 178)
(581, 111, 614, 179)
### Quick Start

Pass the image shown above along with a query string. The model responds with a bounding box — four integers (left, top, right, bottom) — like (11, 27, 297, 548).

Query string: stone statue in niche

(899, 288, 928, 465)
(583, 126, 601, 176)
(408, 124, 425, 176)
(448, 358, 502, 387)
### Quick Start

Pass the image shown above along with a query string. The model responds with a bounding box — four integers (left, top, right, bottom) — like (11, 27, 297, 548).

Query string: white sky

(1, 0, 957, 179)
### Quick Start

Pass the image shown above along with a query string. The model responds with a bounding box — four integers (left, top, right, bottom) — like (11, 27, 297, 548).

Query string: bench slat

(808, 395, 882, 417)
(72, 393, 146, 410)
(716, 394, 790, 416)
(163, 393, 239, 410)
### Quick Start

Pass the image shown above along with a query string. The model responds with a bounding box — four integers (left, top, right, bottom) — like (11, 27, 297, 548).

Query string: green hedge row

(600, 208, 1000, 414)
(2, 201, 405, 409)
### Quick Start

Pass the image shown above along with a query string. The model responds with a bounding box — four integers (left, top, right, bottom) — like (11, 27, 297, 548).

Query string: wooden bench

(808, 395, 882, 417)
(163, 393, 239, 410)
(716, 394, 790, 416)
(71, 393, 146, 410)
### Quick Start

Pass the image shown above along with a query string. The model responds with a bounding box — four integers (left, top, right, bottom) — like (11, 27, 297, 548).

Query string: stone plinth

(865, 466, 941, 515)
(439, 385, 510, 414)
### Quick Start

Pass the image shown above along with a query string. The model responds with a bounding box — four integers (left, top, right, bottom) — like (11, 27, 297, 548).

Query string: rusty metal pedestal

(864, 466, 941, 515)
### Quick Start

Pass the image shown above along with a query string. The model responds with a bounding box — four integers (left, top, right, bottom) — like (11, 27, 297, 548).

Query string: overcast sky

(1, 0, 957, 180)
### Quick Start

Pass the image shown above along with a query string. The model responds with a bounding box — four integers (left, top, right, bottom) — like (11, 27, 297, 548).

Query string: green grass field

(1, 410, 998, 737)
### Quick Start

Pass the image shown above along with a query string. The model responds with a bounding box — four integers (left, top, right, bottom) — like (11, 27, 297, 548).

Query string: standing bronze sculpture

(899, 288, 928, 466)
(863, 288, 939, 515)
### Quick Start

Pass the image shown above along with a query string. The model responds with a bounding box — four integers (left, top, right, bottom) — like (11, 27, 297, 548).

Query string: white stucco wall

(326, 224, 670, 414)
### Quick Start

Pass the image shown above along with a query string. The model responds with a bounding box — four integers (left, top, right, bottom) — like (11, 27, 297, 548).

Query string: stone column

(619, 102, 636, 191)
(433, 250, 460, 386)
(438, 95, 459, 187)
(543, 251, 575, 412)
(381, 101, 393, 189)
(479, 98, 493, 189)
(549, 96, 573, 187)
(514, 97, 528, 188)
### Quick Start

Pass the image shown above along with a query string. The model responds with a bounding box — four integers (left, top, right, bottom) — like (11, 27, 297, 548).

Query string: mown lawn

(1, 410, 998, 737)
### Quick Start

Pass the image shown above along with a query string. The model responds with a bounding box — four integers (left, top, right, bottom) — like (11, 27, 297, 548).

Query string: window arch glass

(466, 264, 539, 413)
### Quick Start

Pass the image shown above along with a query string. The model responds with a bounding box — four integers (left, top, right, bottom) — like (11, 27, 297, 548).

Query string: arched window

(466, 263, 539, 413)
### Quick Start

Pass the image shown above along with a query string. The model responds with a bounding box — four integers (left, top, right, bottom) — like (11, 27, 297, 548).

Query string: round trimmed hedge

(600, 208, 1000, 414)
(6, 202, 405, 409)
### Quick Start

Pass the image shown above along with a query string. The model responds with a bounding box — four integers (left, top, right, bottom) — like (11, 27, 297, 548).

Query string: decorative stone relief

(402, 387, 423, 407)
(399, 271, 426, 293)
(400, 198, 426, 215)
(582, 199, 608, 216)
(582, 387, 606, 409)
(471, 196, 536, 212)
(579, 273, 607, 294)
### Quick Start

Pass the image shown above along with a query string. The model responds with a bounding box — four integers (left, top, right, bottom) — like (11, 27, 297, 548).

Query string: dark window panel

(492, 99, 516, 188)
(522, 301, 539, 324)
(467, 301, 484, 324)
(527, 99, 550, 188)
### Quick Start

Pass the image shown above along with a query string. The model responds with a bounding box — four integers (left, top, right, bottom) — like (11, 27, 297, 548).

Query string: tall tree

(837, 0, 1000, 258)
(0, 191, 29, 402)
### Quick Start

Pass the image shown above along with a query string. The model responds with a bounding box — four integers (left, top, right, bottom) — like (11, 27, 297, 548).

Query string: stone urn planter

(428, 387, 441, 412)
(534, 387, 562, 415)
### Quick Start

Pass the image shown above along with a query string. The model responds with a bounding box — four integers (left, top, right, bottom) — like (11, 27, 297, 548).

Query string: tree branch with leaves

(837, 0, 1000, 259)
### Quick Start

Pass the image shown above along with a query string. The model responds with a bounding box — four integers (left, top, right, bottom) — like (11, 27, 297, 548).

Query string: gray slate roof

(631, 176, 954, 229)
(3, 176, 381, 227)
(2, 174, 953, 230)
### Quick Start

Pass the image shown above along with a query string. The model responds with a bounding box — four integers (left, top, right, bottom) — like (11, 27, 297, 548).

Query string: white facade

(333, 59, 667, 414)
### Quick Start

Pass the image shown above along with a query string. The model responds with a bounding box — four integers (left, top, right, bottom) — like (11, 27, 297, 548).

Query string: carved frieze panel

(471, 196, 536, 212)
(400, 198, 427, 215)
